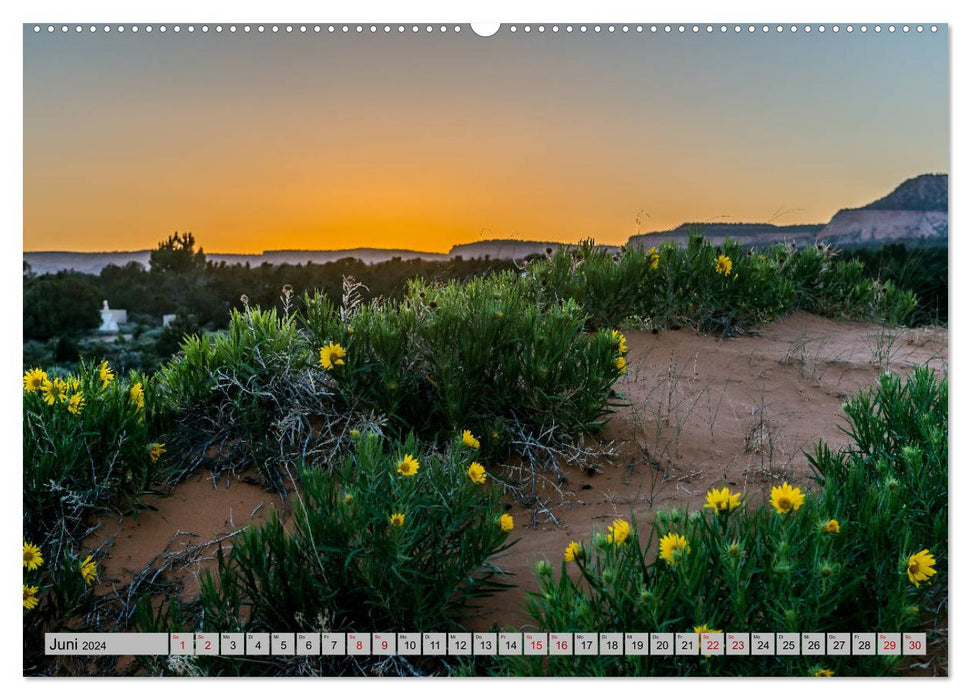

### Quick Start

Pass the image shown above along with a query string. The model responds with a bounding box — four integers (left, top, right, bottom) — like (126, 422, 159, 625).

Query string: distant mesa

(627, 173, 947, 251)
(628, 222, 823, 250)
(447, 239, 616, 259)
(816, 174, 947, 248)
(23, 174, 947, 275)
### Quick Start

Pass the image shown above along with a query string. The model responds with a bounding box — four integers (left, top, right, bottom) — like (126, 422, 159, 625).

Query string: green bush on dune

(134, 432, 517, 676)
(530, 234, 917, 332)
(468, 368, 946, 677)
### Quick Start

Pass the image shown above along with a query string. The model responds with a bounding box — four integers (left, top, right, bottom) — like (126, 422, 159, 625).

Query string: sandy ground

(84, 312, 948, 635)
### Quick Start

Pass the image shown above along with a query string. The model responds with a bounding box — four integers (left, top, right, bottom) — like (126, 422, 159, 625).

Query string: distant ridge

(627, 173, 947, 251)
(860, 173, 947, 212)
(818, 174, 947, 247)
(628, 222, 823, 250)
(24, 174, 947, 275)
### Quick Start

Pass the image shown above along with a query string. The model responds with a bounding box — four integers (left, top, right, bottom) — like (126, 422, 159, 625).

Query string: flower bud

(534, 560, 553, 578)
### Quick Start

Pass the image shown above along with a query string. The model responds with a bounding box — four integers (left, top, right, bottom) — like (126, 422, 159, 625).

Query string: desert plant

(156, 305, 371, 489)
(23, 542, 101, 675)
(194, 432, 516, 637)
(479, 368, 945, 677)
(527, 234, 917, 335)
(301, 271, 625, 450)
(23, 362, 162, 549)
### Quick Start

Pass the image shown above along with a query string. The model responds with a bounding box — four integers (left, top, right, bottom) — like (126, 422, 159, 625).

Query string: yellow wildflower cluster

(23, 541, 99, 609)
(30, 373, 85, 415)
(23, 363, 154, 419)
(23, 542, 44, 610)
(611, 330, 630, 375)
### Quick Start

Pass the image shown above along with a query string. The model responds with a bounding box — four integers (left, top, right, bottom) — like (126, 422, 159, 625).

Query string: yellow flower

(99, 360, 115, 388)
(130, 382, 145, 411)
(462, 430, 480, 449)
(23, 368, 48, 392)
(648, 247, 660, 270)
(396, 454, 420, 477)
(350, 429, 360, 438)
(611, 330, 629, 355)
(906, 549, 937, 587)
(769, 482, 805, 514)
(467, 461, 487, 485)
(615, 356, 628, 374)
(23, 585, 40, 610)
(389, 512, 405, 528)
(812, 668, 835, 677)
(346, 326, 354, 335)
(564, 541, 583, 562)
(703, 486, 742, 514)
(319, 342, 346, 370)
(67, 392, 85, 415)
(606, 518, 631, 546)
(79, 555, 97, 585)
(659, 532, 690, 566)
(823, 519, 840, 534)
(499, 513, 514, 532)
(150, 443, 166, 463)
(23, 542, 44, 571)
(344, 492, 354, 504)
(43, 377, 70, 405)
(715, 254, 733, 276)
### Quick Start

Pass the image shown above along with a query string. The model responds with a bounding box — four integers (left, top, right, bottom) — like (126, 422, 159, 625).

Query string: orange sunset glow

(24, 26, 947, 253)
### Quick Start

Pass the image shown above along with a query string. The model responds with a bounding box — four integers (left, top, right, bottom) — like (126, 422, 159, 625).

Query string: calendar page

(21, 15, 948, 680)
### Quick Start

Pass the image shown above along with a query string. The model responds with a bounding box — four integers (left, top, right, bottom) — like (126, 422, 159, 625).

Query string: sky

(23, 24, 948, 253)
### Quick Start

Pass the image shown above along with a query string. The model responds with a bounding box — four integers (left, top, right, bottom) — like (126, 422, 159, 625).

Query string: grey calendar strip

(46, 632, 926, 657)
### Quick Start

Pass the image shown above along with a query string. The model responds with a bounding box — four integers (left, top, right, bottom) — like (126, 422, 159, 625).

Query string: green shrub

(301, 271, 625, 448)
(809, 367, 947, 625)
(157, 306, 365, 488)
(480, 368, 945, 677)
(126, 433, 521, 675)
(23, 542, 100, 675)
(23, 361, 161, 545)
(527, 234, 917, 333)
(195, 432, 516, 636)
